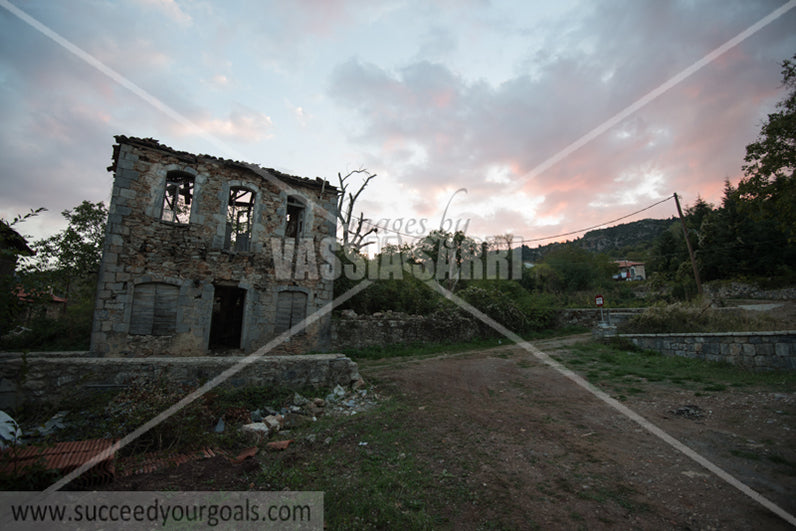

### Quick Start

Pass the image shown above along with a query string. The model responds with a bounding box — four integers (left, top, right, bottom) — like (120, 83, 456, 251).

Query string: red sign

(595, 295, 604, 307)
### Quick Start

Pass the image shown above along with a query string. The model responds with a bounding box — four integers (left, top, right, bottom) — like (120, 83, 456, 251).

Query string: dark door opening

(209, 285, 245, 350)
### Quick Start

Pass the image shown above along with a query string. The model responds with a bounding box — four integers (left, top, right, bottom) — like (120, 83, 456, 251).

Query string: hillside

(521, 217, 674, 262)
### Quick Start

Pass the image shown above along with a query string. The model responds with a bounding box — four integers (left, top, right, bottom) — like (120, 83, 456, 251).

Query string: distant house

(614, 260, 646, 281)
(14, 288, 67, 322)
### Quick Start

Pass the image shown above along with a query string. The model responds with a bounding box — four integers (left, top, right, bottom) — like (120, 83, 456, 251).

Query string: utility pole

(673, 192, 703, 296)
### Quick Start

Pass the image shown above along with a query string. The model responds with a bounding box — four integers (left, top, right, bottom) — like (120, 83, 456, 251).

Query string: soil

(98, 334, 796, 529)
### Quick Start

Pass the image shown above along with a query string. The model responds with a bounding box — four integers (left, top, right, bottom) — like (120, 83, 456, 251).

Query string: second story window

(225, 187, 255, 252)
(161, 171, 194, 224)
(285, 196, 305, 240)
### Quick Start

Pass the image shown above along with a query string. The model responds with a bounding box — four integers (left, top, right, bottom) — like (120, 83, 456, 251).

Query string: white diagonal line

(0, 0, 352, 494)
(0, 0, 339, 229)
(525, 0, 796, 180)
(425, 279, 796, 526)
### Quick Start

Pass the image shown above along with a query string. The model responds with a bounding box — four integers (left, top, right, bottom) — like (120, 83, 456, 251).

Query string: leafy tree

(698, 181, 789, 280)
(539, 245, 613, 293)
(1, 201, 107, 349)
(740, 54, 796, 243)
(32, 201, 107, 277)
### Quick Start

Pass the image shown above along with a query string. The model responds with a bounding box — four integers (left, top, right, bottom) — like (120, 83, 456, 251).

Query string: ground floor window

(130, 282, 178, 335)
(274, 290, 308, 334)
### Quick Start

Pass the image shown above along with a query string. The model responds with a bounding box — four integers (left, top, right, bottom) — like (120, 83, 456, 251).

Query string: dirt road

(364, 336, 796, 529)
(101, 334, 795, 529)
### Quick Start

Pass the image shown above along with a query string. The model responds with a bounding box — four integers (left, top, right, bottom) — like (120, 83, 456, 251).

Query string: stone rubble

(236, 383, 380, 442)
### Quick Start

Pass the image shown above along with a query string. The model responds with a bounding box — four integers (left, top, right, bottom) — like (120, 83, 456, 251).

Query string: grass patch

(255, 396, 448, 529)
(557, 339, 796, 396)
(342, 326, 588, 362)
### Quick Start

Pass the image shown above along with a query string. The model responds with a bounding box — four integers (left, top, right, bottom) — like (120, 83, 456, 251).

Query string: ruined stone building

(91, 136, 338, 356)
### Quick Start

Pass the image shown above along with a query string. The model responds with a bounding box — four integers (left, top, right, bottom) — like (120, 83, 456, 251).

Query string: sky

(1, 0, 794, 250)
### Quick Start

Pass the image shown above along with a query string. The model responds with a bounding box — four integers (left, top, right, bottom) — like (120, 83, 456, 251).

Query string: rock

(214, 418, 225, 433)
(250, 409, 263, 422)
(264, 414, 284, 431)
(0, 410, 22, 449)
(37, 411, 68, 436)
(671, 405, 705, 420)
(286, 414, 315, 428)
(241, 422, 270, 443)
(352, 378, 367, 390)
(326, 384, 347, 402)
(313, 398, 325, 407)
(306, 403, 324, 416)
(340, 309, 357, 318)
(292, 392, 309, 406)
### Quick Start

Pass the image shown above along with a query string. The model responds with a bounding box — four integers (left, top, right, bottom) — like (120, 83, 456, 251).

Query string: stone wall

(703, 282, 796, 301)
(620, 331, 796, 370)
(331, 311, 484, 350)
(0, 351, 360, 409)
(557, 308, 644, 328)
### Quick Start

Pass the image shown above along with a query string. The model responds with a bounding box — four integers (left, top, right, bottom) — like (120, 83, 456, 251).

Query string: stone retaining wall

(620, 331, 796, 371)
(703, 282, 796, 301)
(557, 308, 645, 328)
(0, 353, 360, 409)
(331, 311, 482, 350)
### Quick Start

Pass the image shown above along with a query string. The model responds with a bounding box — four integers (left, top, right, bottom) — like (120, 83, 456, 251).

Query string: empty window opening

(225, 187, 255, 252)
(161, 172, 194, 224)
(130, 282, 178, 335)
(209, 285, 246, 349)
(285, 196, 305, 240)
(274, 290, 307, 334)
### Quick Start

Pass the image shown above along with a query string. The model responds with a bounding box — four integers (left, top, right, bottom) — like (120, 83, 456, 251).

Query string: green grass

(557, 338, 796, 396)
(341, 326, 588, 362)
(256, 397, 446, 529)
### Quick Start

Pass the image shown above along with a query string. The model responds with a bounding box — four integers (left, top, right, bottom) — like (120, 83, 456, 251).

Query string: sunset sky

(1, 0, 794, 249)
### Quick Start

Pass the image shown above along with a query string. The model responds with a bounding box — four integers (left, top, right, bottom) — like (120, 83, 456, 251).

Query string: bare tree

(337, 169, 378, 252)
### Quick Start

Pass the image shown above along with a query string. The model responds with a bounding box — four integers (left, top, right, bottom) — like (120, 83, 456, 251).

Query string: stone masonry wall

(331, 311, 484, 350)
(92, 137, 338, 357)
(557, 308, 645, 328)
(0, 352, 360, 409)
(703, 282, 796, 301)
(620, 331, 796, 370)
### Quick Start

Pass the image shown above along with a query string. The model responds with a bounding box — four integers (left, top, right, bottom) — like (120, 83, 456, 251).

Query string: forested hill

(521, 218, 674, 262)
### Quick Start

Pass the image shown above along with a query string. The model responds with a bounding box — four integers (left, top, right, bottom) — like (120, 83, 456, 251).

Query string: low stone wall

(620, 331, 796, 371)
(331, 311, 483, 350)
(557, 308, 645, 328)
(0, 352, 360, 409)
(703, 282, 796, 301)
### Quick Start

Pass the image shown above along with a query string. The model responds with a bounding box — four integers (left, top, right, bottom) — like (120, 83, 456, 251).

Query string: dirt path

(97, 334, 794, 529)
(364, 338, 796, 530)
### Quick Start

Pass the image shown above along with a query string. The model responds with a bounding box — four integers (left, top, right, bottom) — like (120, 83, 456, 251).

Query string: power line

(348, 194, 676, 244)
(515, 195, 675, 245)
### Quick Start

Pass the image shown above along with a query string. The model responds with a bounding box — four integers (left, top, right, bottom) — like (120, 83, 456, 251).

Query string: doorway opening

(209, 285, 246, 350)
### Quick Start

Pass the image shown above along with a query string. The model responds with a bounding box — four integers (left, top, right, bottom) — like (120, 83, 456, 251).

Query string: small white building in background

(614, 260, 646, 281)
